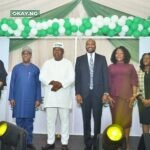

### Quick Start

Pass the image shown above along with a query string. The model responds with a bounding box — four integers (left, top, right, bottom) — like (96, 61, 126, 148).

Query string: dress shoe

(27, 144, 36, 150)
(61, 144, 69, 150)
(41, 143, 55, 150)
(84, 146, 92, 150)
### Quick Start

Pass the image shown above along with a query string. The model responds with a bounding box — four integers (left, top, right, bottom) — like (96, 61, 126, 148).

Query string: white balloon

(76, 31, 83, 36)
(29, 20, 36, 28)
(128, 16, 134, 20)
(109, 22, 116, 29)
(58, 26, 65, 35)
(30, 28, 37, 36)
(15, 18, 22, 25)
(75, 18, 82, 26)
(8, 28, 13, 34)
(18, 24, 25, 31)
(58, 19, 65, 26)
(14, 30, 21, 36)
(85, 29, 92, 36)
(104, 17, 111, 25)
(53, 18, 59, 23)
(111, 15, 119, 23)
(47, 20, 53, 26)
(70, 18, 76, 25)
(138, 24, 143, 31)
(41, 22, 48, 30)
(92, 26, 98, 33)
(90, 17, 97, 25)
(96, 15, 103, 21)
(1, 24, 9, 31)
(122, 25, 129, 32)
(118, 18, 126, 26)
(36, 23, 42, 30)
(120, 16, 127, 21)
(119, 31, 126, 36)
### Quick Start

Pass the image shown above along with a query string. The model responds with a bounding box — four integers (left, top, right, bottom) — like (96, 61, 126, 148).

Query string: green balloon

(79, 25, 85, 33)
(65, 30, 72, 36)
(47, 27, 53, 34)
(101, 26, 109, 34)
(133, 17, 141, 24)
(141, 29, 149, 36)
(1, 18, 8, 24)
(85, 22, 92, 29)
(143, 21, 150, 28)
(115, 25, 122, 33)
(21, 32, 28, 38)
(64, 22, 71, 29)
(126, 20, 132, 26)
(22, 18, 29, 25)
(133, 31, 141, 38)
(4, 31, 11, 37)
(53, 30, 59, 36)
(82, 18, 90, 25)
(126, 29, 133, 36)
(7, 19, 14, 26)
(131, 23, 138, 30)
(71, 25, 78, 32)
(97, 29, 103, 35)
(52, 22, 59, 30)
(11, 23, 18, 30)
(24, 26, 31, 34)
(108, 30, 116, 37)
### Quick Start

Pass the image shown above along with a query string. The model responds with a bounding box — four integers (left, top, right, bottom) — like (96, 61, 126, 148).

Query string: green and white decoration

(0, 15, 150, 38)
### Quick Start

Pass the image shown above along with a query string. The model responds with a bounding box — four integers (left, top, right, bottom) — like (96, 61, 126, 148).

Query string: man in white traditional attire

(40, 42, 74, 150)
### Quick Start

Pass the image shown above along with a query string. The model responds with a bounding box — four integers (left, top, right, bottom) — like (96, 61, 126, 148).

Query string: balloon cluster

(0, 15, 150, 38)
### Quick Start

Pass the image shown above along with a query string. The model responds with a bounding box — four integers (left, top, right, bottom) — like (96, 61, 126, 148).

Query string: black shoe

(41, 144, 55, 150)
(27, 144, 36, 150)
(84, 146, 92, 150)
(61, 145, 69, 150)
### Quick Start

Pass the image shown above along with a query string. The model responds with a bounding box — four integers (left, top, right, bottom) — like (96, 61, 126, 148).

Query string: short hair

(110, 46, 131, 64)
(22, 46, 32, 54)
(140, 53, 150, 71)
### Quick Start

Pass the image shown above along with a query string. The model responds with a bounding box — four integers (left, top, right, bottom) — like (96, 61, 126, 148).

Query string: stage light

(0, 121, 27, 150)
(102, 124, 126, 150)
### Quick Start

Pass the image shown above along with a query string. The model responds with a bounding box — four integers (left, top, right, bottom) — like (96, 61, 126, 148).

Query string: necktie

(89, 54, 94, 89)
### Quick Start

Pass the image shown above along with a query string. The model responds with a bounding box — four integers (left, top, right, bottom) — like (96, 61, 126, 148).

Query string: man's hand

(102, 94, 108, 103)
(76, 94, 83, 104)
(129, 96, 136, 108)
(10, 99, 15, 108)
(143, 99, 150, 107)
(0, 81, 3, 88)
(35, 101, 41, 108)
(107, 95, 115, 107)
(50, 81, 62, 91)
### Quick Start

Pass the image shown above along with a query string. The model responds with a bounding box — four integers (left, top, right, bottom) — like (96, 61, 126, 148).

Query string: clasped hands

(49, 80, 62, 92)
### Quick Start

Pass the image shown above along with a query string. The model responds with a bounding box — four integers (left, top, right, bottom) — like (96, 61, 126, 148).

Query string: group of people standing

(0, 39, 149, 150)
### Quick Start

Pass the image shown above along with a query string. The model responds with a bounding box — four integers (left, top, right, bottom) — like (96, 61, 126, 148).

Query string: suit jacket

(0, 60, 7, 89)
(75, 53, 109, 98)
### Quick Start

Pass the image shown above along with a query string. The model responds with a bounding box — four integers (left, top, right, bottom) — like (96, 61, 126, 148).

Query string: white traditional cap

(22, 46, 32, 54)
(53, 42, 64, 49)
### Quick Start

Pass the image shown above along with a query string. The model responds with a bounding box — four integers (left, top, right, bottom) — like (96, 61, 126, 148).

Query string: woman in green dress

(137, 53, 150, 133)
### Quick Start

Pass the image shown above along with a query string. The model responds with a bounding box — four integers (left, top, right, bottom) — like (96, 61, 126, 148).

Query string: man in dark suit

(0, 60, 7, 98)
(75, 39, 109, 150)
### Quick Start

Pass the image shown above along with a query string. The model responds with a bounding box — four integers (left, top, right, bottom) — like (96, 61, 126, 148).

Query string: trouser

(16, 118, 34, 144)
(46, 107, 70, 145)
(81, 90, 102, 148)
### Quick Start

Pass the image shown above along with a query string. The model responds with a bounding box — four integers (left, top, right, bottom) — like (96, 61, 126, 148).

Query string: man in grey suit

(75, 39, 109, 150)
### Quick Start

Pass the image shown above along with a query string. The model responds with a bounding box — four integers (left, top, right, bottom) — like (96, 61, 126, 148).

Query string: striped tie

(89, 54, 94, 89)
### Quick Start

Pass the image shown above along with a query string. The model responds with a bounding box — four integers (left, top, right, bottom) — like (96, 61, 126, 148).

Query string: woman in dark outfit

(0, 60, 7, 98)
(137, 53, 150, 133)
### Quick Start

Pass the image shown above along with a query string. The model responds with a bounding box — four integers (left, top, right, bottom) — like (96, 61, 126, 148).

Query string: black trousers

(81, 90, 102, 149)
